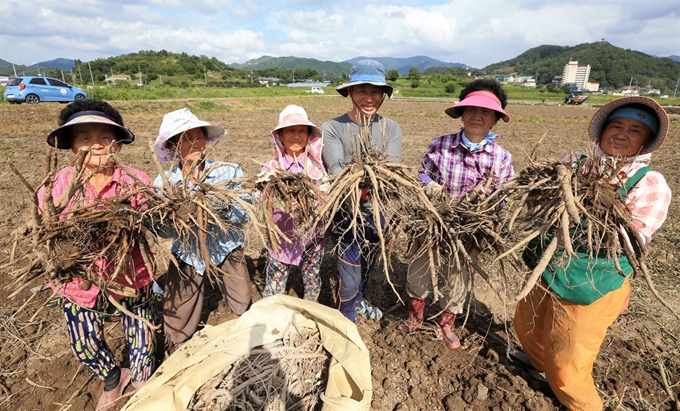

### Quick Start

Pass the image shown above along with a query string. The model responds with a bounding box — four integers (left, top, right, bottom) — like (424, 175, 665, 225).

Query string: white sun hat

(154, 108, 226, 162)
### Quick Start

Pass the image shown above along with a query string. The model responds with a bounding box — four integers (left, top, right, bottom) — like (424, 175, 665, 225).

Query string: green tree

(444, 83, 456, 94)
(386, 69, 400, 81)
(408, 67, 421, 80)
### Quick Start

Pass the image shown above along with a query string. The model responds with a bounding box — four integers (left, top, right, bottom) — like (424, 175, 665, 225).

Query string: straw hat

(588, 96, 669, 154)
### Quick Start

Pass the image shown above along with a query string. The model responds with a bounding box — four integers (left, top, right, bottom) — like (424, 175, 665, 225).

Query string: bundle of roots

(393, 175, 514, 305)
(6, 150, 158, 328)
(503, 156, 679, 319)
(189, 325, 330, 411)
(143, 151, 261, 285)
(244, 169, 325, 255)
(314, 123, 442, 302)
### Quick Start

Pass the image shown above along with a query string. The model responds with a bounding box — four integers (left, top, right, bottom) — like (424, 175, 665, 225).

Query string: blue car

(3, 76, 88, 104)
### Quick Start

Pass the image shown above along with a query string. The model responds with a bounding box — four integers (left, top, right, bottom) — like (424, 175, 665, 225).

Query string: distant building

(614, 86, 641, 96)
(0, 75, 8, 86)
(585, 82, 600, 92)
(258, 77, 280, 86)
(504, 75, 536, 87)
(286, 81, 330, 88)
(560, 61, 591, 90)
(105, 74, 131, 85)
(642, 87, 661, 95)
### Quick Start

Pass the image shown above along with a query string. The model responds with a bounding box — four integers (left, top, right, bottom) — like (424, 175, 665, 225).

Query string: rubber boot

(398, 298, 426, 332)
(96, 368, 131, 411)
(437, 312, 461, 349)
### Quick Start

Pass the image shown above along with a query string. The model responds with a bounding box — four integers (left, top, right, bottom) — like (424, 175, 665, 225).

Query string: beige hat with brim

(47, 110, 135, 149)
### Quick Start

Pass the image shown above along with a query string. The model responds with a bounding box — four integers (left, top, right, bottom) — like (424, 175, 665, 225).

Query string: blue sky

(1, 0, 678, 68)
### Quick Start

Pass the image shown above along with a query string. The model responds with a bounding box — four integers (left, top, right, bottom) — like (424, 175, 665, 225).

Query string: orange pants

(513, 280, 631, 411)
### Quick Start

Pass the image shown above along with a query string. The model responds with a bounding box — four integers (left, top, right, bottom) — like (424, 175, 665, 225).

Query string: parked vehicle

(309, 86, 324, 94)
(564, 85, 589, 105)
(3, 76, 87, 104)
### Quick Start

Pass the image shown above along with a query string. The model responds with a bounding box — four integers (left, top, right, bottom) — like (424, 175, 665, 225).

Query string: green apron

(522, 165, 651, 305)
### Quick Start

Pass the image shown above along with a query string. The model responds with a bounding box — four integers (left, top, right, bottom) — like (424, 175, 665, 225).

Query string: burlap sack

(122, 294, 372, 411)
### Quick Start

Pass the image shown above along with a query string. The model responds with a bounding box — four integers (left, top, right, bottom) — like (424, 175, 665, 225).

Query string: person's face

(70, 123, 121, 169)
(172, 127, 206, 163)
(461, 106, 499, 142)
(599, 117, 652, 157)
(279, 125, 309, 157)
(349, 84, 385, 117)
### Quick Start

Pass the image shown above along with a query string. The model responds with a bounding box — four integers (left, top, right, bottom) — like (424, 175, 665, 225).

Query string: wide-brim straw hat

(47, 110, 135, 149)
(588, 96, 669, 154)
(272, 105, 322, 136)
(444, 90, 510, 122)
(154, 107, 225, 162)
(336, 59, 393, 98)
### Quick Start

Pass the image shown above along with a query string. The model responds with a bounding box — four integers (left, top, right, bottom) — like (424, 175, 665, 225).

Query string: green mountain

(0, 59, 33, 76)
(483, 41, 680, 92)
(30, 58, 75, 71)
(236, 56, 352, 79)
(346, 55, 467, 75)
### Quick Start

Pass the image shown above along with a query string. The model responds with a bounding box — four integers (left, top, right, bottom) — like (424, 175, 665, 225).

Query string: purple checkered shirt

(419, 131, 514, 199)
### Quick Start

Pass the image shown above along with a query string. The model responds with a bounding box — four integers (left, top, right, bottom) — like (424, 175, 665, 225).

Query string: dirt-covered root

(317, 158, 443, 305)
(392, 174, 517, 307)
(142, 153, 263, 286)
(507, 156, 679, 319)
(241, 168, 326, 256)
(4, 150, 159, 329)
(189, 325, 331, 411)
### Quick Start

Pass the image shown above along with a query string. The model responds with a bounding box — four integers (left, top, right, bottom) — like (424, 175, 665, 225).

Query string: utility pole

(138, 64, 143, 86)
(292, 68, 295, 83)
(87, 62, 95, 96)
(78, 64, 83, 83)
(204, 66, 207, 85)
(61, 70, 65, 82)
(673, 77, 679, 98)
(12, 63, 17, 77)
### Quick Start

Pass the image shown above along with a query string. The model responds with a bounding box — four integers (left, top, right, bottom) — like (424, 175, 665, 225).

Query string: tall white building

(560, 60, 591, 90)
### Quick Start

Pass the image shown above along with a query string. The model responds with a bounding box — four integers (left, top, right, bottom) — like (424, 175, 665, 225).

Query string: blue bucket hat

(336, 59, 393, 98)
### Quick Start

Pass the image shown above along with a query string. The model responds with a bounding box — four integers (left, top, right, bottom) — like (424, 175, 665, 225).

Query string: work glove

(424, 181, 446, 199)
(256, 169, 276, 184)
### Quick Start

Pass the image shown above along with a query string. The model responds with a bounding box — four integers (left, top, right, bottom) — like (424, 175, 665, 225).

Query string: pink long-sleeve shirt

(37, 165, 154, 308)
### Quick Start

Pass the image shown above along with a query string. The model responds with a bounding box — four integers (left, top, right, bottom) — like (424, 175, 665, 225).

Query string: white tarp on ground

(122, 294, 372, 411)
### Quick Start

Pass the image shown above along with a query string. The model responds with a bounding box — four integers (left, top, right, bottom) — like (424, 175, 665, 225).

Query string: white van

(310, 87, 324, 94)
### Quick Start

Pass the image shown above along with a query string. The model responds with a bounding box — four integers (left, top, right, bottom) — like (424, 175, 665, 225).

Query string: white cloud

(0, 0, 678, 69)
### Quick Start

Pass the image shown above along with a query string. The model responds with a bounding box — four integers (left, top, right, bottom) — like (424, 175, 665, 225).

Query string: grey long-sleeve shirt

(321, 113, 403, 175)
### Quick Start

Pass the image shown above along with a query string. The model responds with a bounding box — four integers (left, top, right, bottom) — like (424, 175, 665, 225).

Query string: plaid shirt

(419, 131, 514, 199)
(616, 162, 671, 243)
(37, 165, 154, 308)
(565, 153, 672, 243)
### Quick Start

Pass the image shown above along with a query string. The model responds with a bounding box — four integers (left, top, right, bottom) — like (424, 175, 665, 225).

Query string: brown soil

(1, 97, 678, 411)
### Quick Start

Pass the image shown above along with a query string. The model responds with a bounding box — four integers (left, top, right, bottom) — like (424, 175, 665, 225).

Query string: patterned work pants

(62, 290, 156, 383)
(262, 246, 324, 302)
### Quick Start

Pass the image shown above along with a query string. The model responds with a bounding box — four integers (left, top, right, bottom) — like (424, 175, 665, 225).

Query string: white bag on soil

(122, 294, 372, 411)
